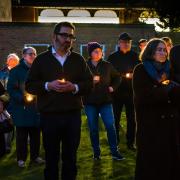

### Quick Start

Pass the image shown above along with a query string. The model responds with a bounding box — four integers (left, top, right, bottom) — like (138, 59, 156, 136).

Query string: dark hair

(22, 47, 36, 54)
(53, 22, 75, 34)
(138, 39, 147, 45)
(139, 38, 167, 61)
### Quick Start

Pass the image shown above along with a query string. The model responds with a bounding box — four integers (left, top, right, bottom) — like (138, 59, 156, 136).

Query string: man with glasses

(107, 32, 140, 151)
(25, 22, 93, 180)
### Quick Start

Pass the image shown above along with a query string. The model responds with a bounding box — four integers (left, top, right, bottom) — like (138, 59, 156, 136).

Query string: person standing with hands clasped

(25, 22, 93, 180)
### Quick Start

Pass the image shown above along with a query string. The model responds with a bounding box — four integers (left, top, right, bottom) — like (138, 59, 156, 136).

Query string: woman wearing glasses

(7, 47, 44, 168)
(133, 38, 180, 180)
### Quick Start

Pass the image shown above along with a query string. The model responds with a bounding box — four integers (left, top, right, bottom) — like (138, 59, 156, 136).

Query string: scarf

(143, 59, 170, 83)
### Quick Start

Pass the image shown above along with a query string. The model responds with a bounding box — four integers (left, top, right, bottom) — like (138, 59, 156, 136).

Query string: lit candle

(162, 80, 170, 85)
(126, 73, 130, 78)
(93, 75, 100, 81)
(26, 94, 34, 102)
(59, 78, 66, 83)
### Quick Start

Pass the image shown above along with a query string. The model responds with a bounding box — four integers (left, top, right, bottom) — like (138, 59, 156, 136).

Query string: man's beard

(55, 39, 71, 52)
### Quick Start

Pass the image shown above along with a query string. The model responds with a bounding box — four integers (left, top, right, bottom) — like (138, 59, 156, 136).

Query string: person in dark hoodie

(7, 47, 44, 168)
(83, 42, 124, 160)
(133, 38, 180, 180)
(25, 22, 93, 180)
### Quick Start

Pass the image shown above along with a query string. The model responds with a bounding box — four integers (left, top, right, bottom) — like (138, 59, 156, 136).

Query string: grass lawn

(0, 111, 136, 180)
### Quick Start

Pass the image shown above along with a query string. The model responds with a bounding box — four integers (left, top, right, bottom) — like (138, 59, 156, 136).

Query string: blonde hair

(7, 53, 19, 62)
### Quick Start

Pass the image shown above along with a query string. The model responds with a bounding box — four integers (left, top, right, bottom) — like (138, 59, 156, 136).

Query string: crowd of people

(0, 21, 179, 180)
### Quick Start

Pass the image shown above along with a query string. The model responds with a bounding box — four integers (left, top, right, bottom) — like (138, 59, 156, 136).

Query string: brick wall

(0, 22, 156, 67)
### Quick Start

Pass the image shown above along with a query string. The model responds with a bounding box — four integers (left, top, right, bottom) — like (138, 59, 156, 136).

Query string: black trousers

(112, 96, 136, 146)
(41, 110, 81, 180)
(16, 127, 40, 161)
(0, 132, 5, 158)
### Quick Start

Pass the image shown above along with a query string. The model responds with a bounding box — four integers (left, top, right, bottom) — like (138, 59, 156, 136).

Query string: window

(115, 44, 138, 52)
(24, 44, 50, 55)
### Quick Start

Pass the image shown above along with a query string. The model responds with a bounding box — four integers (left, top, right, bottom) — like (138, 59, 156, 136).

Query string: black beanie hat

(87, 42, 102, 56)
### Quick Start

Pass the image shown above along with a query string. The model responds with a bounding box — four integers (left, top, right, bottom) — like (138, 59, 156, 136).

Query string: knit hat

(87, 42, 102, 56)
(118, 32, 132, 40)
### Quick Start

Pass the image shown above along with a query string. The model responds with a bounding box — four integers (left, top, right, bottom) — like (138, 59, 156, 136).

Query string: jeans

(84, 104, 118, 156)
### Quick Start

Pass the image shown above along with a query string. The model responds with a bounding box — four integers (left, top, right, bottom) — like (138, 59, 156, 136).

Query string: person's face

(91, 48, 103, 61)
(23, 48, 37, 65)
(6, 56, 19, 69)
(139, 42, 147, 51)
(53, 26, 75, 51)
(153, 43, 168, 63)
(118, 40, 132, 53)
(166, 42, 173, 54)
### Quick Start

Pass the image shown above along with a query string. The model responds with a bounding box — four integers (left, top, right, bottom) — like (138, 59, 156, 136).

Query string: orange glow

(59, 78, 66, 83)
(126, 73, 130, 78)
(26, 94, 33, 102)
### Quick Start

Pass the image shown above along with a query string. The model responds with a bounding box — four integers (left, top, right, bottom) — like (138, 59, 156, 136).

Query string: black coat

(25, 48, 93, 113)
(133, 63, 180, 180)
(83, 59, 120, 105)
(107, 50, 139, 98)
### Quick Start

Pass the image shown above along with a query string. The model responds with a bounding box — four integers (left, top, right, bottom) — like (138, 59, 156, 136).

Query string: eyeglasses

(56, 33, 76, 41)
(25, 53, 36, 56)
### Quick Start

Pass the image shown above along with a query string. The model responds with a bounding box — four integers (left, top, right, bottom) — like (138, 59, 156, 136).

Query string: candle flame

(162, 80, 170, 85)
(59, 78, 66, 83)
(26, 94, 33, 102)
(126, 73, 130, 78)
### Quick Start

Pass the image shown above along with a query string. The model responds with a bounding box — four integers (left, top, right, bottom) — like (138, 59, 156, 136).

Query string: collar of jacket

(19, 59, 30, 70)
(87, 58, 103, 67)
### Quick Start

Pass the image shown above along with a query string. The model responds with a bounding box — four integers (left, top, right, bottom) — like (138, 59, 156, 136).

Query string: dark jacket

(83, 59, 121, 105)
(0, 67, 9, 89)
(133, 63, 180, 180)
(25, 48, 93, 113)
(7, 60, 39, 127)
(107, 50, 139, 98)
(0, 82, 5, 96)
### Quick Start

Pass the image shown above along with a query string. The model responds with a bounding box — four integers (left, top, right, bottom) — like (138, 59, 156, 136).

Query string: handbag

(0, 110, 14, 133)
